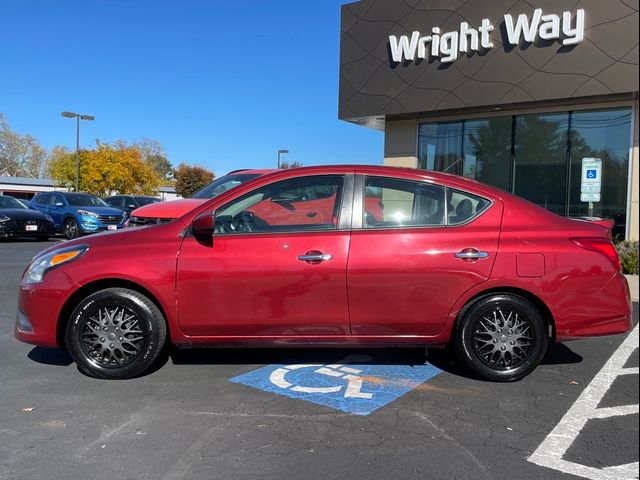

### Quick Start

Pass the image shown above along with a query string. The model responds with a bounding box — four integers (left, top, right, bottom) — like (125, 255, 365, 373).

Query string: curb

(624, 275, 639, 303)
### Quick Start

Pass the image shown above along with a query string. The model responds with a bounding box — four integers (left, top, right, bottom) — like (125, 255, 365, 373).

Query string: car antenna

(442, 156, 464, 173)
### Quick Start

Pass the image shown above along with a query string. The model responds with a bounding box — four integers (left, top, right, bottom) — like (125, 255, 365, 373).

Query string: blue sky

(1, 0, 382, 175)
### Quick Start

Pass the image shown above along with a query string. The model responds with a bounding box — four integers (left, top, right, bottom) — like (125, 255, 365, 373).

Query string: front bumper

(14, 270, 77, 348)
(78, 217, 126, 233)
(0, 220, 54, 238)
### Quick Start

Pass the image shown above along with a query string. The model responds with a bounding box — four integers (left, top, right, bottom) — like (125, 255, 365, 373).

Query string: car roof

(226, 169, 278, 175)
(248, 165, 511, 200)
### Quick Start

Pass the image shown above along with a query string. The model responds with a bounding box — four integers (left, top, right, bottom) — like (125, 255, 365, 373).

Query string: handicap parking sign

(230, 353, 441, 415)
(586, 169, 597, 179)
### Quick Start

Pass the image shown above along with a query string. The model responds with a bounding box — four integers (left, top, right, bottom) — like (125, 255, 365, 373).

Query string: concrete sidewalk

(625, 275, 639, 302)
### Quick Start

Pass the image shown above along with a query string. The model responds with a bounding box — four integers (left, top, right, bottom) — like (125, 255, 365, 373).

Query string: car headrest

(456, 199, 473, 217)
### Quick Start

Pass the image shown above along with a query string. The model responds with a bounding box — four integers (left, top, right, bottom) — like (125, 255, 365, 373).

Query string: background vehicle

(103, 195, 159, 217)
(29, 192, 126, 239)
(128, 169, 274, 226)
(15, 166, 632, 382)
(0, 195, 54, 240)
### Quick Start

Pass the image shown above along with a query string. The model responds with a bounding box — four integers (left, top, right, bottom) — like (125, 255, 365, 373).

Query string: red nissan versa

(15, 166, 632, 382)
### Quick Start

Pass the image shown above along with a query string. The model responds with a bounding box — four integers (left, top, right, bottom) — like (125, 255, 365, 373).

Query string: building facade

(339, 0, 639, 240)
(0, 176, 65, 199)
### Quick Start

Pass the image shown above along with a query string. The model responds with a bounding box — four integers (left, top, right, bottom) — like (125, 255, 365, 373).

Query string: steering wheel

(231, 211, 255, 233)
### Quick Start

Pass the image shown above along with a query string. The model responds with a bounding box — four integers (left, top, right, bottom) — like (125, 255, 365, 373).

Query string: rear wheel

(453, 294, 548, 382)
(65, 288, 167, 379)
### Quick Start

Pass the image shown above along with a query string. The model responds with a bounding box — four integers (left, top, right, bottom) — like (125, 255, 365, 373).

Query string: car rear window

(447, 189, 491, 226)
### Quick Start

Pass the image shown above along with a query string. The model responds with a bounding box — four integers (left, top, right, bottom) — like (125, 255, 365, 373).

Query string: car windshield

(192, 173, 261, 199)
(0, 196, 28, 210)
(136, 197, 159, 206)
(66, 193, 107, 207)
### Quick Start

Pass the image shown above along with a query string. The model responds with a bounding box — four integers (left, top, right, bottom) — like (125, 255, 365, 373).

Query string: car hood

(0, 208, 50, 221)
(131, 199, 206, 219)
(33, 227, 146, 260)
(74, 206, 125, 216)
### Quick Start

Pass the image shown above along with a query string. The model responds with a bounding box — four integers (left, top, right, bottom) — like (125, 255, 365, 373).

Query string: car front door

(49, 193, 67, 226)
(347, 175, 503, 336)
(176, 174, 353, 337)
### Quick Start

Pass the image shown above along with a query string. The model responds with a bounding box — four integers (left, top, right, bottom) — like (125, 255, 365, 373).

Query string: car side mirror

(192, 211, 215, 246)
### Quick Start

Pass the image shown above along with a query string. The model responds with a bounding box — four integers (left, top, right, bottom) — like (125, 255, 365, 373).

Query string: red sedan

(15, 166, 632, 381)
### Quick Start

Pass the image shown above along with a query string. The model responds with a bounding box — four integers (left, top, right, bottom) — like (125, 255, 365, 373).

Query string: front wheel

(64, 218, 80, 239)
(453, 294, 548, 382)
(65, 288, 167, 379)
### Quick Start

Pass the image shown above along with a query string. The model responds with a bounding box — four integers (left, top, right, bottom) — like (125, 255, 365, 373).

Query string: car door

(48, 193, 67, 226)
(30, 193, 51, 215)
(347, 174, 503, 336)
(176, 174, 353, 337)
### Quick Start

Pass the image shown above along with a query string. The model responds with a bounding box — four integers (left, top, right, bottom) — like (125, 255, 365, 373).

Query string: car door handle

(297, 252, 333, 263)
(455, 248, 489, 260)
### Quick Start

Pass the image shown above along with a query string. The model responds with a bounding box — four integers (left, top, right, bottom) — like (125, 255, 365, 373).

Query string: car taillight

(571, 237, 621, 271)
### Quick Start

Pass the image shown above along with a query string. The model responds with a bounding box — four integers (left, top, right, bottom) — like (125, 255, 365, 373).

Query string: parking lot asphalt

(1, 239, 638, 480)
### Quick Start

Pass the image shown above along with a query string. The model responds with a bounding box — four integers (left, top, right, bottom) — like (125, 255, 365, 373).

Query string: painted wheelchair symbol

(269, 354, 375, 399)
(586, 169, 597, 179)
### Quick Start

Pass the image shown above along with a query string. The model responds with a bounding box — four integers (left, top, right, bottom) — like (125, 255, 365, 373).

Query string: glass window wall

(418, 107, 632, 237)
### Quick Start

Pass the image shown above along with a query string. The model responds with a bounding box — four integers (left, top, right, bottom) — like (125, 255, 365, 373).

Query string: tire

(65, 288, 167, 379)
(453, 294, 548, 382)
(64, 218, 80, 239)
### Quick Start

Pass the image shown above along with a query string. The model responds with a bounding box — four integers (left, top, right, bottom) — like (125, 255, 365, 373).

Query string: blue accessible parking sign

(230, 353, 441, 415)
(586, 169, 597, 179)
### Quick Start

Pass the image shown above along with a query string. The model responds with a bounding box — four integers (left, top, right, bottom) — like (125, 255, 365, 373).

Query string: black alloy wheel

(64, 218, 80, 239)
(65, 288, 167, 379)
(453, 294, 548, 382)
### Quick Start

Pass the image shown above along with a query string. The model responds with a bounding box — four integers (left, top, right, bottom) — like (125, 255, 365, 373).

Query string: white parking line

(528, 324, 639, 480)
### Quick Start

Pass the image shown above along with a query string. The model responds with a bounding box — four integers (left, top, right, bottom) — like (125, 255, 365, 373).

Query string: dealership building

(339, 0, 639, 240)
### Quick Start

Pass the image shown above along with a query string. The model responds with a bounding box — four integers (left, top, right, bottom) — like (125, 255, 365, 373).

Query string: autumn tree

(132, 137, 174, 181)
(174, 163, 214, 198)
(280, 159, 303, 169)
(0, 113, 48, 177)
(48, 142, 161, 196)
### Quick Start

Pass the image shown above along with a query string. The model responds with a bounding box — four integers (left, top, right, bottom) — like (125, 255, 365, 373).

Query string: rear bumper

(554, 273, 633, 341)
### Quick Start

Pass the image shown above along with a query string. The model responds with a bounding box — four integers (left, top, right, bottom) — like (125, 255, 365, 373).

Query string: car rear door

(347, 174, 503, 336)
(175, 174, 353, 337)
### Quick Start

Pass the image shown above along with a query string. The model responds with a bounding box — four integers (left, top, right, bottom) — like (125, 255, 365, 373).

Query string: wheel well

(56, 278, 168, 346)
(454, 287, 556, 341)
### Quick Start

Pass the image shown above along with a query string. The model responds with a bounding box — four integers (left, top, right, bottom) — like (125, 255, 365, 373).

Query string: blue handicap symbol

(586, 169, 597, 179)
(230, 353, 442, 415)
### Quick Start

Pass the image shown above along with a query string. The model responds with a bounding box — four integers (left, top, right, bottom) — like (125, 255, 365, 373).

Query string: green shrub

(616, 240, 639, 275)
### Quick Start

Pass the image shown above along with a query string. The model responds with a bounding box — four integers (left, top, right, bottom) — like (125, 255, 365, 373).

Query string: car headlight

(77, 209, 99, 219)
(0, 215, 10, 223)
(22, 245, 88, 284)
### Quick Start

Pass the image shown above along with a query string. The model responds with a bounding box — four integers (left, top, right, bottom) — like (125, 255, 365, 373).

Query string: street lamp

(61, 111, 95, 192)
(277, 149, 289, 169)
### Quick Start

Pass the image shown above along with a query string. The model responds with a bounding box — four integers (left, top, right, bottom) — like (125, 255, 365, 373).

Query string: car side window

(52, 194, 66, 206)
(447, 189, 491, 226)
(214, 175, 344, 234)
(363, 177, 446, 228)
(34, 193, 50, 205)
(109, 197, 125, 208)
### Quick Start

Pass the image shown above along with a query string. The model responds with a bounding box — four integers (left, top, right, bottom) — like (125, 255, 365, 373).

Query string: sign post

(580, 158, 602, 217)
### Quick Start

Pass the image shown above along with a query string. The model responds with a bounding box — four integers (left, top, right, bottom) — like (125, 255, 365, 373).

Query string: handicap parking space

(1, 240, 638, 480)
(231, 352, 441, 415)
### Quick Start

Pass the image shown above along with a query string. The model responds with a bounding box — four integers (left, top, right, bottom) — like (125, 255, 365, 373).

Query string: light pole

(61, 111, 95, 192)
(277, 149, 289, 169)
